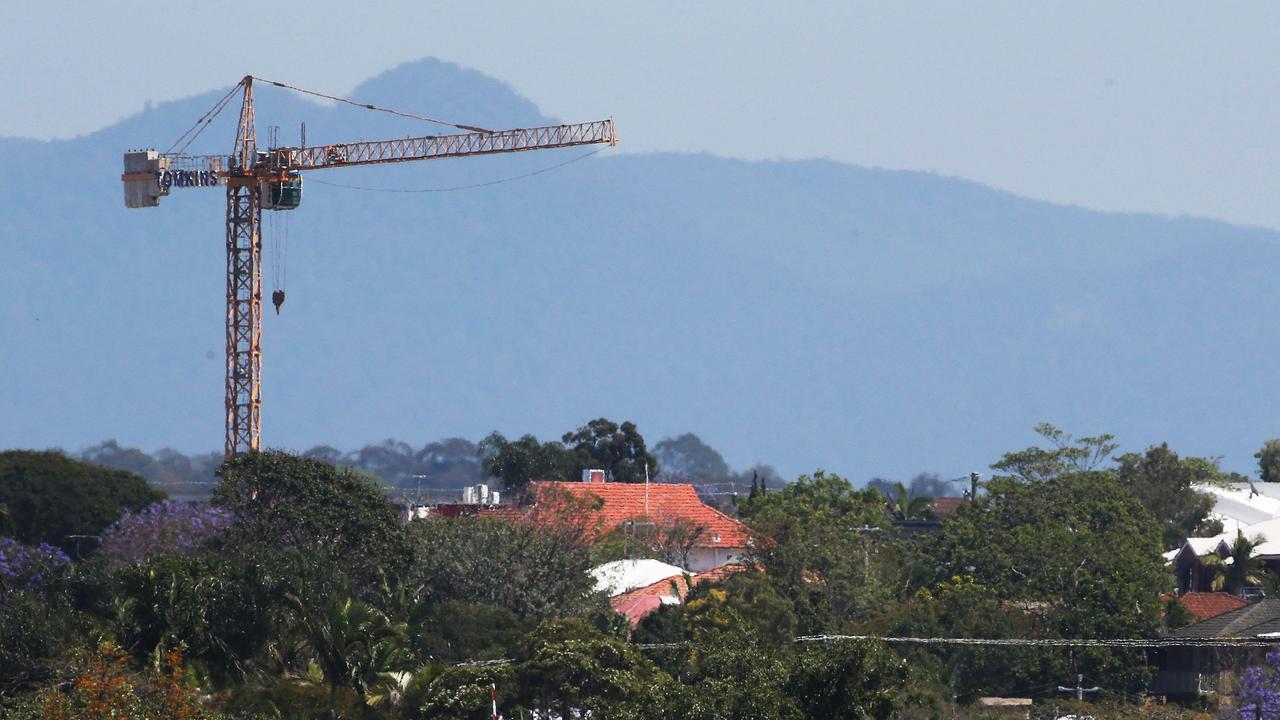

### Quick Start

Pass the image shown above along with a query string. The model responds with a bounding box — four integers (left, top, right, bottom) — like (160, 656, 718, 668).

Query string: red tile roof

(526, 481, 751, 548)
(1164, 592, 1249, 621)
(931, 497, 964, 518)
(609, 564, 749, 627)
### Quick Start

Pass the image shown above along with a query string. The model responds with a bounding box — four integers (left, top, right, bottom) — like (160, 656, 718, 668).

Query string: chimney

(582, 469, 606, 484)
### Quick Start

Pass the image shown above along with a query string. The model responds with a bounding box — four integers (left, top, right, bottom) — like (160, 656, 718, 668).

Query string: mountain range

(3, 57, 1278, 481)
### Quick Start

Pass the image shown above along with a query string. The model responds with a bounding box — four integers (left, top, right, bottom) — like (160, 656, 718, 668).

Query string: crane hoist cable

(269, 206, 288, 314)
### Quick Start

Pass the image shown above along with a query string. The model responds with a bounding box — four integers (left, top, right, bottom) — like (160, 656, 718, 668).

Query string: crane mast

(122, 75, 617, 456)
(225, 77, 262, 456)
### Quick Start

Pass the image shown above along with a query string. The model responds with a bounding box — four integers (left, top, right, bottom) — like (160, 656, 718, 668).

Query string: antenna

(644, 462, 650, 515)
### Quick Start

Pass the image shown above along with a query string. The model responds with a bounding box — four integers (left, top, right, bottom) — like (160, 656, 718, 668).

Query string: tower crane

(121, 75, 617, 457)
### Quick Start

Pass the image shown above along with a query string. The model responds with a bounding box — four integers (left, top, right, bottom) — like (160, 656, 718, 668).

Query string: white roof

(1240, 518, 1280, 558)
(1195, 482, 1280, 532)
(590, 559, 684, 596)
(1184, 536, 1230, 555)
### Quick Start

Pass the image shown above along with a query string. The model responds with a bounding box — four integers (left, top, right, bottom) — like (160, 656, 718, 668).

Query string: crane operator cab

(262, 172, 303, 211)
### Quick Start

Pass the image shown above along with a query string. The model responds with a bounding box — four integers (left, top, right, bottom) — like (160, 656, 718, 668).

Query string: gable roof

(527, 481, 751, 548)
(1172, 598, 1280, 638)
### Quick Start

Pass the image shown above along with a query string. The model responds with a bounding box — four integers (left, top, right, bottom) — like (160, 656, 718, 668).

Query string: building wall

(686, 547, 744, 572)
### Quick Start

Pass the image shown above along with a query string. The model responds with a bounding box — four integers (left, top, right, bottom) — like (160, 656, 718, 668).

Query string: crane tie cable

(164, 80, 245, 156)
(251, 75, 494, 133)
(305, 149, 601, 193)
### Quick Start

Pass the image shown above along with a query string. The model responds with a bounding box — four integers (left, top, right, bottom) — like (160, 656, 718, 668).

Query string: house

(1171, 598, 1280, 639)
(1151, 598, 1280, 698)
(1166, 537, 1232, 593)
(1185, 482, 1280, 569)
(516, 471, 751, 571)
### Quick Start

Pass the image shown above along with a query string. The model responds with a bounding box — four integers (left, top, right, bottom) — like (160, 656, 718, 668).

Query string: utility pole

(1057, 673, 1100, 702)
(948, 472, 982, 501)
(852, 525, 883, 577)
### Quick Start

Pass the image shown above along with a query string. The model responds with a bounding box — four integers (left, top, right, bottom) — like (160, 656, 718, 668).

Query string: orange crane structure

(121, 76, 617, 456)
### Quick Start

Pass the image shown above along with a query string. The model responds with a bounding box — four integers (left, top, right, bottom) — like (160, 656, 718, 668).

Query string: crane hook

(272, 289, 285, 314)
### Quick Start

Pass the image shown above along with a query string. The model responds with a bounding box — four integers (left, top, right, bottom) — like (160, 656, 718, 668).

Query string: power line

(447, 632, 1278, 670)
(791, 634, 1279, 649)
(634, 634, 1280, 650)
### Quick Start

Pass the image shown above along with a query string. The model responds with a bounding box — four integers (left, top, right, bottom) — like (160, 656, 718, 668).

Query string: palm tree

(1225, 531, 1266, 594)
(1198, 553, 1228, 592)
(889, 481, 934, 521)
(284, 594, 412, 711)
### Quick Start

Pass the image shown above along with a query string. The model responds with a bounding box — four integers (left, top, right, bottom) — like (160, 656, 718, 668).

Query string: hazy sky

(4, 2, 1279, 228)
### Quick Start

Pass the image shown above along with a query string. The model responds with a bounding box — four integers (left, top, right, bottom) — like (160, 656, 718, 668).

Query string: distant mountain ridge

(3, 57, 1278, 481)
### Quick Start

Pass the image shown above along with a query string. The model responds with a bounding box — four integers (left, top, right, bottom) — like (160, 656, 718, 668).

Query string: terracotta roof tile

(1172, 597, 1280, 638)
(931, 497, 964, 518)
(1167, 592, 1249, 622)
(526, 481, 751, 548)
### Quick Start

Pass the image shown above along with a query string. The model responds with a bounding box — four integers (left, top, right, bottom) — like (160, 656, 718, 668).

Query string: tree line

(66, 421, 791, 504)
(2, 424, 1279, 717)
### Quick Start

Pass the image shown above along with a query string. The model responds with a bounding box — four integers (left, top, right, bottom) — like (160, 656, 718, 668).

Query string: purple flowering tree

(1238, 650, 1280, 720)
(0, 537, 70, 593)
(99, 500, 233, 565)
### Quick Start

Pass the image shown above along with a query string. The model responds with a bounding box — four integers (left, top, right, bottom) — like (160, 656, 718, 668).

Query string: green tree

(788, 639, 909, 720)
(1114, 443, 1223, 549)
(991, 422, 1118, 482)
(562, 418, 658, 484)
(931, 471, 1165, 691)
(110, 544, 339, 688)
(407, 514, 598, 622)
(409, 601, 526, 664)
(739, 470, 901, 633)
(212, 451, 412, 595)
(876, 576, 1048, 702)
(477, 431, 573, 491)
(411, 663, 514, 720)
(513, 619, 674, 720)
(673, 627, 802, 720)
(1163, 596, 1195, 631)
(652, 433, 730, 480)
(0, 450, 163, 554)
(674, 571, 797, 647)
(283, 594, 411, 710)
(0, 590, 77, 692)
(1257, 439, 1280, 483)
